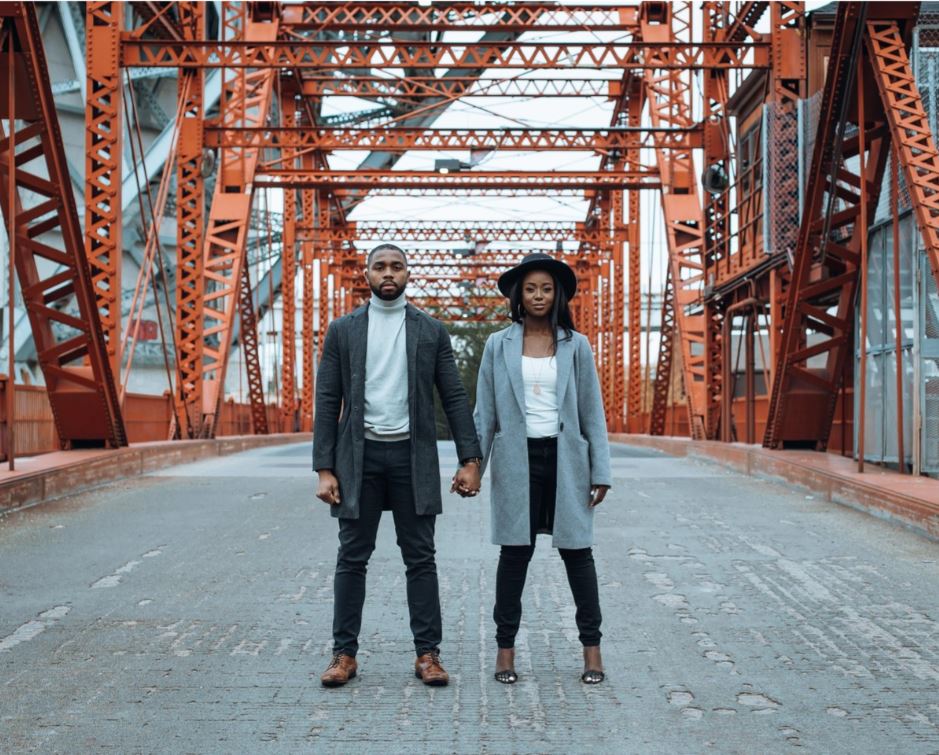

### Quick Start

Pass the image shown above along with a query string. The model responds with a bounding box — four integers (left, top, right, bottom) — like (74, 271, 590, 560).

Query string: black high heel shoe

(494, 648, 517, 684)
(581, 669, 605, 684)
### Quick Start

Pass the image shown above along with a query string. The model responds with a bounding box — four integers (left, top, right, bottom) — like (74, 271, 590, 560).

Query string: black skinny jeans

(493, 437, 603, 649)
(332, 439, 441, 658)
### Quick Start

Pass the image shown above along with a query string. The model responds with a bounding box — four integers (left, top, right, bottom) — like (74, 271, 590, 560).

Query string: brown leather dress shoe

(414, 650, 449, 686)
(320, 653, 357, 687)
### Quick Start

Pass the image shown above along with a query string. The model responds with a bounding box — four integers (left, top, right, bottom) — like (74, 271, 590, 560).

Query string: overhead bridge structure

(0, 1, 937, 478)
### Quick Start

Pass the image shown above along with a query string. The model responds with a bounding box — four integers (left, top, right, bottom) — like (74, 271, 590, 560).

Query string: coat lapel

(554, 332, 574, 405)
(502, 322, 526, 414)
(350, 305, 368, 406)
(405, 304, 421, 415)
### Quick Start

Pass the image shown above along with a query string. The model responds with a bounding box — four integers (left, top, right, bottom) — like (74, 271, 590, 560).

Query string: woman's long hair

(508, 270, 576, 355)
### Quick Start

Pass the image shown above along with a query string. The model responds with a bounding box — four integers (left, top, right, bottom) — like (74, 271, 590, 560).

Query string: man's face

(365, 248, 409, 300)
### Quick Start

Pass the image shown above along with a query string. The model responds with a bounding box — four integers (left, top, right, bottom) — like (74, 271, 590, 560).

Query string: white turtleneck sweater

(363, 292, 410, 441)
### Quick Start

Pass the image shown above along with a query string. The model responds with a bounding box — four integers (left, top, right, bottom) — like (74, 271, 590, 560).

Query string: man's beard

(370, 280, 406, 301)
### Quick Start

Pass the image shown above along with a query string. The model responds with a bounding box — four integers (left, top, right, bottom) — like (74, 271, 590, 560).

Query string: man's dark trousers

(332, 439, 440, 657)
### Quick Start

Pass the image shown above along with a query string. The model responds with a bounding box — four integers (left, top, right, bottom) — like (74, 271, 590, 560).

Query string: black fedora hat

(497, 252, 577, 299)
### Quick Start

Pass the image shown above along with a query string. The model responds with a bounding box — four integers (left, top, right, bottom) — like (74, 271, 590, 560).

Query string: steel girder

(298, 77, 633, 100)
(866, 17, 939, 295)
(84, 1, 123, 377)
(280, 4, 641, 32)
(279, 83, 298, 429)
(625, 83, 644, 433)
(122, 39, 768, 71)
(0, 2, 125, 448)
(198, 5, 277, 438)
(298, 173, 316, 433)
(649, 268, 676, 436)
(641, 1, 711, 440)
(174, 1, 206, 439)
(298, 221, 616, 245)
(207, 126, 701, 151)
(763, 2, 912, 450)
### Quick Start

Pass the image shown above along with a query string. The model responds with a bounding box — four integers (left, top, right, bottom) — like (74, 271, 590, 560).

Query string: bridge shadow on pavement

(2, 441, 939, 753)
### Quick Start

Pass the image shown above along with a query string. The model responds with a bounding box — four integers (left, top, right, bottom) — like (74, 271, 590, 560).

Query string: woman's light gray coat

(473, 323, 612, 549)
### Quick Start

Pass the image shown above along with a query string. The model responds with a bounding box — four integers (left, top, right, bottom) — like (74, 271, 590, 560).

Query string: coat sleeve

(575, 335, 612, 488)
(434, 321, 483, 463)
(312, 320, 342, 472)
(472, 335, 496, 477)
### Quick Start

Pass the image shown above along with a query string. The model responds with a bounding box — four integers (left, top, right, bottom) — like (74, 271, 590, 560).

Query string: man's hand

(589, 485, 609, 508)
(316, 469, 341, 505)
(450, 462, 481, 497)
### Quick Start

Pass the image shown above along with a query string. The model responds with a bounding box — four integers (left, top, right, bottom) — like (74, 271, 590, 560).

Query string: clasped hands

(316, 464, 481, 504)
(450, 462, 481, 498)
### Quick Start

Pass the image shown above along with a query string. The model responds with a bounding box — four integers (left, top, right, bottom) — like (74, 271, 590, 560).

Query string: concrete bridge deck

(3, 441, 939, 753)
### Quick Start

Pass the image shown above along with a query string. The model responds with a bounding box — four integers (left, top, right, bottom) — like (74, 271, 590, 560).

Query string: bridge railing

(0, 378, 289, 459)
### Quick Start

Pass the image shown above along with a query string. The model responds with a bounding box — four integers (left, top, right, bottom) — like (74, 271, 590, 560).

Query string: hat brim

(497, 259, 577, 300)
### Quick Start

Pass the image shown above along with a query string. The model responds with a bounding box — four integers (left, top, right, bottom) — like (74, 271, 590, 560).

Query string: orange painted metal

(297, 77, 645, 100)
(237, 256, 269, 435)
(174, 1, 206, 439)
(254, 170, 660, 192)
(121, 39, 768, 71)
(763, 3, 902, 450)
(625, 81, 644, 433)
(280, 4, 640, 31)
(298, 221, 615, 245)
(84, 1, 123, 378)
(866, 17, 939, 293)
(298, 173, 315, 433)
(279, 84, 298, 429)
(0, 2, 125, 448)
(649, 268, 675, 436)
(640, 1, 710, 440)
(207, 126, 699, 152)
(198, 5, 278, 437)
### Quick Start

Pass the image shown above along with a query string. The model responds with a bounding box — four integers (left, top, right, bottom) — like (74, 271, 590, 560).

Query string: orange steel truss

(0, 2, 125, 448)
(3, 0, 937, 465)
(198, 3, 277, 437)
(866, 17, 939, 293)
(641, 1, 711, 439)
(174, 1, 206, 438)
(84, 1, 123, 377)
(122, 39, 768, 71)
(764, 2, 917, 450)
(279, 84, 298, 430)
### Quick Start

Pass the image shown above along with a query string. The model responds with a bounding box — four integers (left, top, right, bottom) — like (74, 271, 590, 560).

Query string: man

(313, 243, 482, 687)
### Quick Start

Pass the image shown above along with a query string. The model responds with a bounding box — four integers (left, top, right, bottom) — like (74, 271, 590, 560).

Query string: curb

(0, 433, 313, 516)
(610, 434, 939, 542)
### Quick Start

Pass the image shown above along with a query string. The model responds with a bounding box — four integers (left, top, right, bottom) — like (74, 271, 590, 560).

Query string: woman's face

(521, 270, 555, 319)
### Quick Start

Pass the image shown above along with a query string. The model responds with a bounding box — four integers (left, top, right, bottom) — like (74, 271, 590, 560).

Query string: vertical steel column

(641, 0, 710, 439)
(611, 189, 626, 433)
(626, 88, 643, 432)
(857, 55, 869, 471)
(279, 86, 298, 428)
(174, 1, 205, 438)
(298, 165, 315, 433)
(84, 1, 123, 378)
(650, 268, 675, 435)
(237, 250, 268, 434)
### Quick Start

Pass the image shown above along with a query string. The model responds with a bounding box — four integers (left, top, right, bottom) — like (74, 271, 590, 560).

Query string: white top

(522, 355, 559, 438)
(364, 293, 410, 441)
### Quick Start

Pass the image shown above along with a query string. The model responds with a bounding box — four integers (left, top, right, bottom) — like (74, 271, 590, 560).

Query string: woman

(472, 252, 612, 684)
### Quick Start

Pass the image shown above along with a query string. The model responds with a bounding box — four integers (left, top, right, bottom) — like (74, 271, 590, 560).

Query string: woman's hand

(589, 485, 609, 508)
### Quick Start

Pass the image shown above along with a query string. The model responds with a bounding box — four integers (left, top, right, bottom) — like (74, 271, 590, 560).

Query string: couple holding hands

(313, 244, 611, 688)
